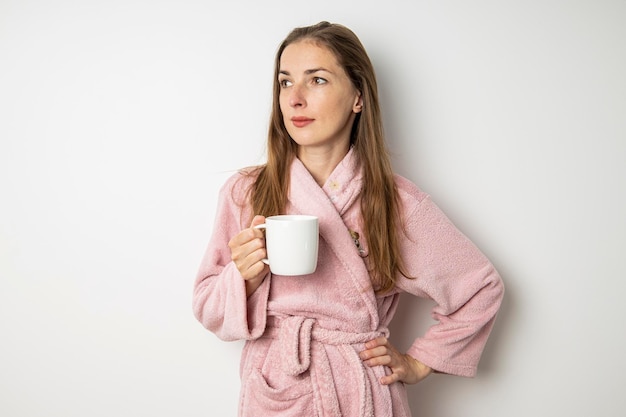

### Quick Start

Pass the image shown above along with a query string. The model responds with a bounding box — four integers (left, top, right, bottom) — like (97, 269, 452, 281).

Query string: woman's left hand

(359, 337, 432, 385)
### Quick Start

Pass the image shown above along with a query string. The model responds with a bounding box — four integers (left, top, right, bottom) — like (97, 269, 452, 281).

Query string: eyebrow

(279, 68, 333, 76)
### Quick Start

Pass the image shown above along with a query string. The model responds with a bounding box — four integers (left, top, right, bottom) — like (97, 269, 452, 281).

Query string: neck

(297, 143, 350, 187)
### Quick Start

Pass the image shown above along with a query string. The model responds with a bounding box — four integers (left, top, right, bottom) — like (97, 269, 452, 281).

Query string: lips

(290, 116, 314, 128)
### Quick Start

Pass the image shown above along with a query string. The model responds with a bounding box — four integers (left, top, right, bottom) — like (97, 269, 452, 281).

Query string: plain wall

(1, 1, 625, 416)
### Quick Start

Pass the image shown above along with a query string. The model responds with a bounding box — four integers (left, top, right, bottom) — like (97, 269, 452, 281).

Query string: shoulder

(219, 166, 261, 197)
(214, 167, 262, 227)
(215, 167, 263, 218)
(393, 175, 458, 234)
(394, 174, 430, 210)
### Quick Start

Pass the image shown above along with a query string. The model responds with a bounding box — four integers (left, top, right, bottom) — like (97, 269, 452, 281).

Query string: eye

(279, 79, 292, 88)
(313, 77, 327, 85)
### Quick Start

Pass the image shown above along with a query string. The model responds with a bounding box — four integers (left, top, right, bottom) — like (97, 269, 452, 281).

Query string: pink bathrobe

(193, 150, 504, 416)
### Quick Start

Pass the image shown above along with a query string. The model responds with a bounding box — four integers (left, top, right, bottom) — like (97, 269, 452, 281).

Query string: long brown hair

(249, 21, 408, 293)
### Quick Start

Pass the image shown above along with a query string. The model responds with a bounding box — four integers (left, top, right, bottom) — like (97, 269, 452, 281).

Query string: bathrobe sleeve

(395, 178, 504, 377)
(192, 173, 270, 341)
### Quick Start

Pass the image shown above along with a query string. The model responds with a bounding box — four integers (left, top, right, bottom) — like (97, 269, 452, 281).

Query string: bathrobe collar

(287, 149, 380, 330)
(320, 147, 363, 216)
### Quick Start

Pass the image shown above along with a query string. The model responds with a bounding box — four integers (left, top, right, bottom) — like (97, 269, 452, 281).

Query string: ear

(353, 93, 363, 113)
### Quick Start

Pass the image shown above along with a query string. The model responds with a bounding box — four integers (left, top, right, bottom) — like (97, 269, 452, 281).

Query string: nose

(288, 84, 306, 108)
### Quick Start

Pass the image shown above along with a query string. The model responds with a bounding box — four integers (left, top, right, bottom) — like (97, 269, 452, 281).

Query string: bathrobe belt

(265, 315, 390, 417)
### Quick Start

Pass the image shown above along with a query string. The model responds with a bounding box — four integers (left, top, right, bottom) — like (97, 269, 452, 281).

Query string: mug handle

(253, 223, 270, 265)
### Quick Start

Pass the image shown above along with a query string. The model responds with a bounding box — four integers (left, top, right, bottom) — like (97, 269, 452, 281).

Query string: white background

(1, 1, 625, 416)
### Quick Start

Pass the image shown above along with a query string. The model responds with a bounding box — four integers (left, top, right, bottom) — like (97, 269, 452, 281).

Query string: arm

(192, 174, 271, 341)
(397, 195, 504, 378)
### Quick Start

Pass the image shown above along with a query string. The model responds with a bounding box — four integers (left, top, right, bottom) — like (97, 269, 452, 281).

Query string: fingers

(359, 338, 392, 367)
(229, 216, 266, 248)
(359, 338, 404, 385)
(363, 336, 388, 350)
(360, 337, 431, 385)
(379, 371, 402, 385)
(360, 337, 401, 385)
(359, 337, 392, 368)
(250, 215, 266, 228)
(228, 215, 269, 280)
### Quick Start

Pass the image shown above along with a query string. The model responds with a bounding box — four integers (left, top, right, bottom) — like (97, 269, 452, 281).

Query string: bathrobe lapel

(287, 152, 381, 330)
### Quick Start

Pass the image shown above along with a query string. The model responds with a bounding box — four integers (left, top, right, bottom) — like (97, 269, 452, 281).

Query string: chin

(289, 135, 318, 147)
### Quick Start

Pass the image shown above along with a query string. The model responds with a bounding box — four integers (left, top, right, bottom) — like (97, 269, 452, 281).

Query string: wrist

(245, 274, 266, 297)
(409, 355, 433, 383)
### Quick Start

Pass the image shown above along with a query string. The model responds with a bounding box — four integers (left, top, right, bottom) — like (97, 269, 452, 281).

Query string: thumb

(250, 215, 266, 228)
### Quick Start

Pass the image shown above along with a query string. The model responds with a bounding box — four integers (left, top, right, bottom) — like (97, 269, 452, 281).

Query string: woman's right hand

(228, 215, 270, 296)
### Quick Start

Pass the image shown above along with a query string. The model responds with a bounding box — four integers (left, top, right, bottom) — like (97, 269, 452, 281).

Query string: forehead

(279, 40, 342, 71)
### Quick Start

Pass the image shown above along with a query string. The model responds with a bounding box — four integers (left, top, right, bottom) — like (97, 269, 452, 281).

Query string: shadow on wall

(389, 264, 514, 416)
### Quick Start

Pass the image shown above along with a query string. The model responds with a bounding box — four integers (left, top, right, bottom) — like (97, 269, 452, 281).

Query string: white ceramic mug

(254, 215, 319, 276)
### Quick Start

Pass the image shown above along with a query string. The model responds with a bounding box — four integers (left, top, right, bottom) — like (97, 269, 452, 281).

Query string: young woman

(193, 21, 504, 417)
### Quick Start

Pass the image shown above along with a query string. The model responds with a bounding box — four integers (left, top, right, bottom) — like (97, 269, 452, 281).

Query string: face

(278, 40, 362, 153)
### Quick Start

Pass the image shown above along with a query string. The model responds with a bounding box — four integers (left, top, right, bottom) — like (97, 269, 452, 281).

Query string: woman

(193, 21, 504, 416)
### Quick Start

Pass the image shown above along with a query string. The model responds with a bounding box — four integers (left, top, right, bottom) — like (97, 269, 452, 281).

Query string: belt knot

(279, 316, 315, 376)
